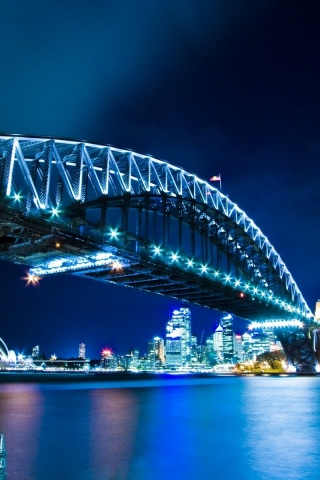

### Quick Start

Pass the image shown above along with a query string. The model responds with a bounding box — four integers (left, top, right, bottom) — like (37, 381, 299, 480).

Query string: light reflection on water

(89, 389, 138, 480)
(0, 376, 320, 480)
(0, 384, 44, 480)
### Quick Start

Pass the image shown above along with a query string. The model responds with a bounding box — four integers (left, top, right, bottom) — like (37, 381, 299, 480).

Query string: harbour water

(0, 374, 320, 480)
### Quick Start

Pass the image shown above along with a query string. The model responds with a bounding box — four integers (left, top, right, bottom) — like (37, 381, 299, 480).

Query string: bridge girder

(0, 135, 315, 327)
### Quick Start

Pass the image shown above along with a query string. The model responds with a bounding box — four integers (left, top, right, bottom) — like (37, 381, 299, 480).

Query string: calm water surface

(0, 375, 319, 480)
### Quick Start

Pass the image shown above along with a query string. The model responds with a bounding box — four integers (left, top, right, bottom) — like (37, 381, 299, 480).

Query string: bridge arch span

(0, 135, 314, 325)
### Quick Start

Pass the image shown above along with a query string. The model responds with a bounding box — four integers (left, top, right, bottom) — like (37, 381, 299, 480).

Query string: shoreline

(0, 370, 319, 383)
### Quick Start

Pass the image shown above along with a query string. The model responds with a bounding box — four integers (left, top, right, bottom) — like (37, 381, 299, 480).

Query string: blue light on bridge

(29, 251, 120, 276)
(153, 246, 162, 255)
(0, 135, 315, 327)
(170, 253, 179, 262)
(109, 228, 119, 239)
(249, 319, 304, 329)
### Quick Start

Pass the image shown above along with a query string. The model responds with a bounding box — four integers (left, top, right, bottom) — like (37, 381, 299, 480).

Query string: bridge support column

(276, 328, 319, 373)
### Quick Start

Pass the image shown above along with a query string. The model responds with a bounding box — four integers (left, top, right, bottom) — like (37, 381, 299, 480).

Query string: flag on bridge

(210, 175, 221, 182)
(209, 174, 222, 190)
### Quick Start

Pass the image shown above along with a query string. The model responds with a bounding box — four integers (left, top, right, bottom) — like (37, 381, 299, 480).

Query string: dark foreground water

(0, 375, 320, 480)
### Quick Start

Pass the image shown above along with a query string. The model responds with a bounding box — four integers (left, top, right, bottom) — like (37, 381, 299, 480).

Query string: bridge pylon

(276, 328, 319, 373)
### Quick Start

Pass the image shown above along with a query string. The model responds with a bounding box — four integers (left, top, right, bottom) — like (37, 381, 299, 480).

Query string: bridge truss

(0, 135, 318, 370)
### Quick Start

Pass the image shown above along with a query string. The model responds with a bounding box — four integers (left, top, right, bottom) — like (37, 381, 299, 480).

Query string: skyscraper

(79, 343, 86, 359)
(233, 334, 243, 363)
(221, 314, 234, 363)
(32, 345, 40, 358)
(148, 337, 165, 366)
(165, 308, 191, 367)
(154, 337, 165, 365)
(213, 324, 224, 363)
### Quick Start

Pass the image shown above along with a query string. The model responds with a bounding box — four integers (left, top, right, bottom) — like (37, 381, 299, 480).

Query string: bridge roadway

(0, 135, 318, 371)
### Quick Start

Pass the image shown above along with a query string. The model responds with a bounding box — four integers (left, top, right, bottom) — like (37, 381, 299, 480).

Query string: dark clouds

(0, 0, 319, 357)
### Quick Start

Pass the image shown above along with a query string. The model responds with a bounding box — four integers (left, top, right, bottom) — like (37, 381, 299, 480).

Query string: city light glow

(24, 273, 41, 286)
(112, 260, 122, 270)
(102, 349, 112, 357)
(248, 319, 304, 330)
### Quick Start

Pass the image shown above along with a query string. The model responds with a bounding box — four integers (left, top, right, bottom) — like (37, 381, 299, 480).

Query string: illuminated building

(242, 332, 253, 361)
(148, 337, 165, 366)
(264, 329, 283, 352)
(241, 330, 273, 361)
(0, 337, 16, 367)
(213, 324, 224, 363)
(165, 308, 191, 367)
(165, 337, 182, 367)
(221, 314, 234, 363)
(190, 335, 198, 363)
(205, 336, 214, 365)
(32, 345, 40, 358)
(101, 349, 114, 369)
(79, 343, 86, 359)
(233, 334, 243, 363)
(250, 332, 270, 360)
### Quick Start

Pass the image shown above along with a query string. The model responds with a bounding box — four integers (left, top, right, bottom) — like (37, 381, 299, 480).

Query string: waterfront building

(221, 314, 234, 363)
(212, 324, 224, 363)
(78, 343, 86, 359)
(264, 329, 283, 352)
(241, 331, 271, 362)
(101, 349, 115, 369)
(154, 337, 165, 365)
(32, 345, 40, 358)
(126, 349, 140, 369)
(165, 308, 191, 367)
(233, 334, 243, 363)
(250, 332, 271, 359)
(190, 335, 198, 364)
(148, 337, 164, 367)
(0, 337, 16, 367)
(242, 332, 253, 361)
(205, 336, 214, 365)
(165, 337, 182, 367)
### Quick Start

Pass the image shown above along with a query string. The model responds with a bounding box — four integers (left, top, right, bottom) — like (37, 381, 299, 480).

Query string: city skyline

(0, 1, 320, 358)
(1, 306, 282, 371)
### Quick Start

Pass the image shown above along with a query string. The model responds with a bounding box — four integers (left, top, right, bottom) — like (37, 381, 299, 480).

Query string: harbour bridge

(0, 134, 318, 372)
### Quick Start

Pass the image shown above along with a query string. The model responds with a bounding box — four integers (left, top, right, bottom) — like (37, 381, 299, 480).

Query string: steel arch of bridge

(0, 135, 315, 326)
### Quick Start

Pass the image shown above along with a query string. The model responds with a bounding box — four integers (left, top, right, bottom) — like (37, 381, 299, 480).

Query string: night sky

(0, 0, 320, 359)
